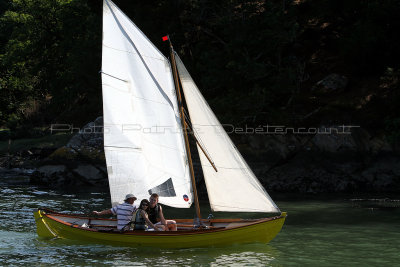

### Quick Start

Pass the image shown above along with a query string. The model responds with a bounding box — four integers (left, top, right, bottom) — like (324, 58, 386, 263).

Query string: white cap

(124, 194, 137, 200)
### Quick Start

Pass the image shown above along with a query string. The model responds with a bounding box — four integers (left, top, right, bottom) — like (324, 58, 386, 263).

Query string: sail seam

(200, 165, 249, 170)
(102, 82, 172, 106)
(131, 95, 171, 106)
(105, 143, 185, 152)
(103, 43, 165, 62)
(104, 145, 141, 149)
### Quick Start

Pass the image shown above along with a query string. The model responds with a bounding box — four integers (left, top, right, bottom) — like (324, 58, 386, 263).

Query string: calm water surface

(0, 178, 399, 266)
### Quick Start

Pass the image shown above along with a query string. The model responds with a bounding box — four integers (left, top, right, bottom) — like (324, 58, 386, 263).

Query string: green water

(0, 181, 399, 266)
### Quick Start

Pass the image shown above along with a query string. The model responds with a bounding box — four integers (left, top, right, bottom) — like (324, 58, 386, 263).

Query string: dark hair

(139, 199, 150, 210)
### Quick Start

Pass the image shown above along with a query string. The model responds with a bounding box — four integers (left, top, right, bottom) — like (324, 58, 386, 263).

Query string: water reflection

(210, 245, 278, 266)
(1, 180, 400, 266)
(0, 236, 277, 266)
(30, 241, 279, 266)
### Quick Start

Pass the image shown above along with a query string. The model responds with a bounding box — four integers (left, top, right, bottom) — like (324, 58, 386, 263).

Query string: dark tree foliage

(298, 0, 400, 74)
(0, 0, 101, 128)
(1, 0, 400, 137)
(177, 0, 299, 124)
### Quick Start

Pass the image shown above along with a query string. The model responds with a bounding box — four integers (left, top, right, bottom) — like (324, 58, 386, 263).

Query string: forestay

(175, 55, 280, 213)
(101, 0, 192, 208)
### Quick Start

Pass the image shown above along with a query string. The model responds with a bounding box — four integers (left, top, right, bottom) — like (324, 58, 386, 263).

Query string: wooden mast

(167, 36, 202, 220)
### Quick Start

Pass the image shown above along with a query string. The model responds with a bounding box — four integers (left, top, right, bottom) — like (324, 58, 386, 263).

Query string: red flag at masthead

(162, 35, 169, 42)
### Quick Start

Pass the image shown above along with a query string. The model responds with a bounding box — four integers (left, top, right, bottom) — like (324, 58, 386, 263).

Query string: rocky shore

(1, 117, 399, 194)
(29, 117, 107, 188)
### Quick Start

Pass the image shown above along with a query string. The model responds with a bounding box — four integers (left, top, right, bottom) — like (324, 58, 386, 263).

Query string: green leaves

(0, 0, 101, 126)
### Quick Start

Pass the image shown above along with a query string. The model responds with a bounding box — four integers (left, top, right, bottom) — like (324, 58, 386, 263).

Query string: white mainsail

(175, 55, 280, 213)
(102, 0, 192, 207)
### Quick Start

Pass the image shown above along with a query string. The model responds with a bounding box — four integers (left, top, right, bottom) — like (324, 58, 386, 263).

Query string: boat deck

(39, 208, 280, 234)
(49, 214, 265, 232)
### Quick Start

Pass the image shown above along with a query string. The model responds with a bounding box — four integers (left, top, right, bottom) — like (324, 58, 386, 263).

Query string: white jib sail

(102, 0, 192, 208)
(175, 55, 280, 213)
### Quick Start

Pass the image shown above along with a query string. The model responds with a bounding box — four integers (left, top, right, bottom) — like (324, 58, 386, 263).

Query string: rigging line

(181, 106, 216, 129)
(183, 108, 192, 126)
(185, 117, 202, 146)
(182, 109, 213, 163)
(104, 0, 175, 112)
(183, 119, 218, 172)
(184, 116, 208, 154)
(186, 129, 214, 167)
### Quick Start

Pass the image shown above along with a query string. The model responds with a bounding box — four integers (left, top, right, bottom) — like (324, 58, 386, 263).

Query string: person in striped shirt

(93, 193, 138, 230)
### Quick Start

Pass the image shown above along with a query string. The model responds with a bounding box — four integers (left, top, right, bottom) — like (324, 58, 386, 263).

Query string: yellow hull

(34, 209, 286, 248)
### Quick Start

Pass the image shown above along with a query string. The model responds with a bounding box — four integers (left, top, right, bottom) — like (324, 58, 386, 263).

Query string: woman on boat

(133, 199, 165, 231)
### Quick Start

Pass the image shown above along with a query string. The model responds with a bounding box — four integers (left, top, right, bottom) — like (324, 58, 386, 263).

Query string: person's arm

(142, 211, 158, 231)
(158, 206, 167, 225)
(93, 209, 112, 216)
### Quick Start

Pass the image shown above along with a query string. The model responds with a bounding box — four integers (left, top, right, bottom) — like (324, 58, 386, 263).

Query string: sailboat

(33, 0, 286, 248)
